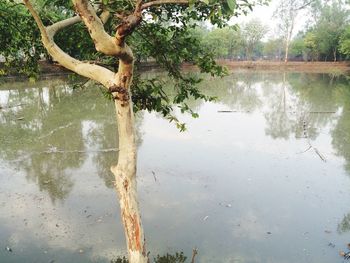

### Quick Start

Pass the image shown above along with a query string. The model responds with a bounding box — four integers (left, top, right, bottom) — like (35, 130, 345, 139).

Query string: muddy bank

(215, 60, 350, 73)
(1, 61, 349, 79)
(135, 61, 350, 74)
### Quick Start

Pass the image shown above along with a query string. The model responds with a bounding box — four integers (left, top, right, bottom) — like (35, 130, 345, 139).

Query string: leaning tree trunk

(284, 40, 289, 63)
(23, 1, 148, 262)
(110, 60, 148, 263)
(284, 18, 295, 63)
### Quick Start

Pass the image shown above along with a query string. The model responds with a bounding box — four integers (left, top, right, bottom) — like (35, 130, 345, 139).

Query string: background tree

(273, 0, 310, 62)
(241, 18, 268, 60)
(203, 26, 243, 59)
(310, 0, 349, 61)
(340, 25, 350, 58)
(263, 38, 283, 60)
(289, 36, 306, 60)
(304, 32, 319, 61)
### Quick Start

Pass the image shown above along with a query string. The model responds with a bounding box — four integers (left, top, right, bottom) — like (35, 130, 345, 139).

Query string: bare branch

(293, 0, 315, 11)
(23, 0, 116, 88)
(141, 0, 189, 9)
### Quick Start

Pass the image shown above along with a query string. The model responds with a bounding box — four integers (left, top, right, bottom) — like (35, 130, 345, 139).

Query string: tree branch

(23, 0, 116, 88)
(141, 0, 189, 10)
(46, 16, 81, 35)
(293, 0, 315, 11)
(100, 9, 110, 24)
(73, 0, 132, 61)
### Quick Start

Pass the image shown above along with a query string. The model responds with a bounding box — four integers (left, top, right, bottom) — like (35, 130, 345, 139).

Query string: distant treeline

(190, 0, 350, 62)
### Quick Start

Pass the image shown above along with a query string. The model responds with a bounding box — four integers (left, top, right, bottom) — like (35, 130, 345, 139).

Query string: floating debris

(5, 246, 12, 252)
(152, 171, 157, 182)
(266, 232, 272, 235)
(328, 242, 335, 248)
(203, 216, 209, 221)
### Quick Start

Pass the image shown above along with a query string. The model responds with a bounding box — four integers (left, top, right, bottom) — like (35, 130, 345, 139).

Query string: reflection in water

(1, 72, 350, 262)
(338, 213, 350, 234)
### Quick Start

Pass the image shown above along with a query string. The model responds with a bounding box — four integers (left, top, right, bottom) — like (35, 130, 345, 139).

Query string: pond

(0, 71, 350, 263)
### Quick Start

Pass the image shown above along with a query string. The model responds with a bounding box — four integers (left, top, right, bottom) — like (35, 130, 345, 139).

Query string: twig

(313, 147, 326, 162)
(297, 145, 312, 154)
(297, 116, 327, 162)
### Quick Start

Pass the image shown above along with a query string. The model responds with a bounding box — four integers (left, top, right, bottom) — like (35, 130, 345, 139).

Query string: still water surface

(0, 72, 350, 263)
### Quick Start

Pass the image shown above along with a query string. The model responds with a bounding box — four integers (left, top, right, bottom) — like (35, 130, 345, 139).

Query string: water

(0, 72, 350, 263)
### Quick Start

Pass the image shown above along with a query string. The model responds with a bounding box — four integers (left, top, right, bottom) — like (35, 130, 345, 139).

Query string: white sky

(231, 0, 309, 39)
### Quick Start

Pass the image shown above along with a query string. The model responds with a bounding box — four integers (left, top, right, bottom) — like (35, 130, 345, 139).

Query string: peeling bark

(111, 59, 147, 263)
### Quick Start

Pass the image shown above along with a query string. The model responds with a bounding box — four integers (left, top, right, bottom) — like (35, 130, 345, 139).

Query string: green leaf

(200, 0, 209, 4)
(227, 0, 236, 11)
(189, 0, 196, 8)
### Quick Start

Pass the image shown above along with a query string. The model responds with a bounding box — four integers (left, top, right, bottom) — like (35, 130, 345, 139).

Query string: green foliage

(303, 32, 318, 61)
(111, 252, 187, 263)
(202, 26, 243, 59)
(0, 0, 269, 130)
(241, 18, 268, 60)
(289, 37, 305, 59)
(340, 25, 350, 58)
(154, 252, 187, 263)
(310, 0, 349, 61)
(0, 1, 45, 78)
(263, 38, 283, 60)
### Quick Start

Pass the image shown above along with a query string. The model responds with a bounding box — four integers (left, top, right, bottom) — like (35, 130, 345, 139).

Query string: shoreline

(1, 61, 349, 80)
(185, 60, 350, 74)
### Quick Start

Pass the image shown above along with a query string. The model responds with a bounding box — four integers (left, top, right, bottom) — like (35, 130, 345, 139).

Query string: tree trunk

(284, 20, 294, 63)
(284, 40, 289, 63)
(111, 60, 148, 263)
(23, 1, 147, 262)
(333, 49, 337, 62)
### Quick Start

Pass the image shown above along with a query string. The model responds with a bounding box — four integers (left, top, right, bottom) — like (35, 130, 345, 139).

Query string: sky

(231, 0, 309, 39)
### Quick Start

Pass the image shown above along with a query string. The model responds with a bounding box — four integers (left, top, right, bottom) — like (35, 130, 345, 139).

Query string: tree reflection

(338, 213, 350, 234)
(0, 78, 145, 202)
(197, 71, 350, 174)
(200, 71, 263, 112)
(331, 83, 350, 173)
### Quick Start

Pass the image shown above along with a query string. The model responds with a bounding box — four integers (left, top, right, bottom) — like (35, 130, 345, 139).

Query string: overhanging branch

(141, 0, 189, 10)
(23, 0, 116, 88)
(46, 16, 81, 35)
